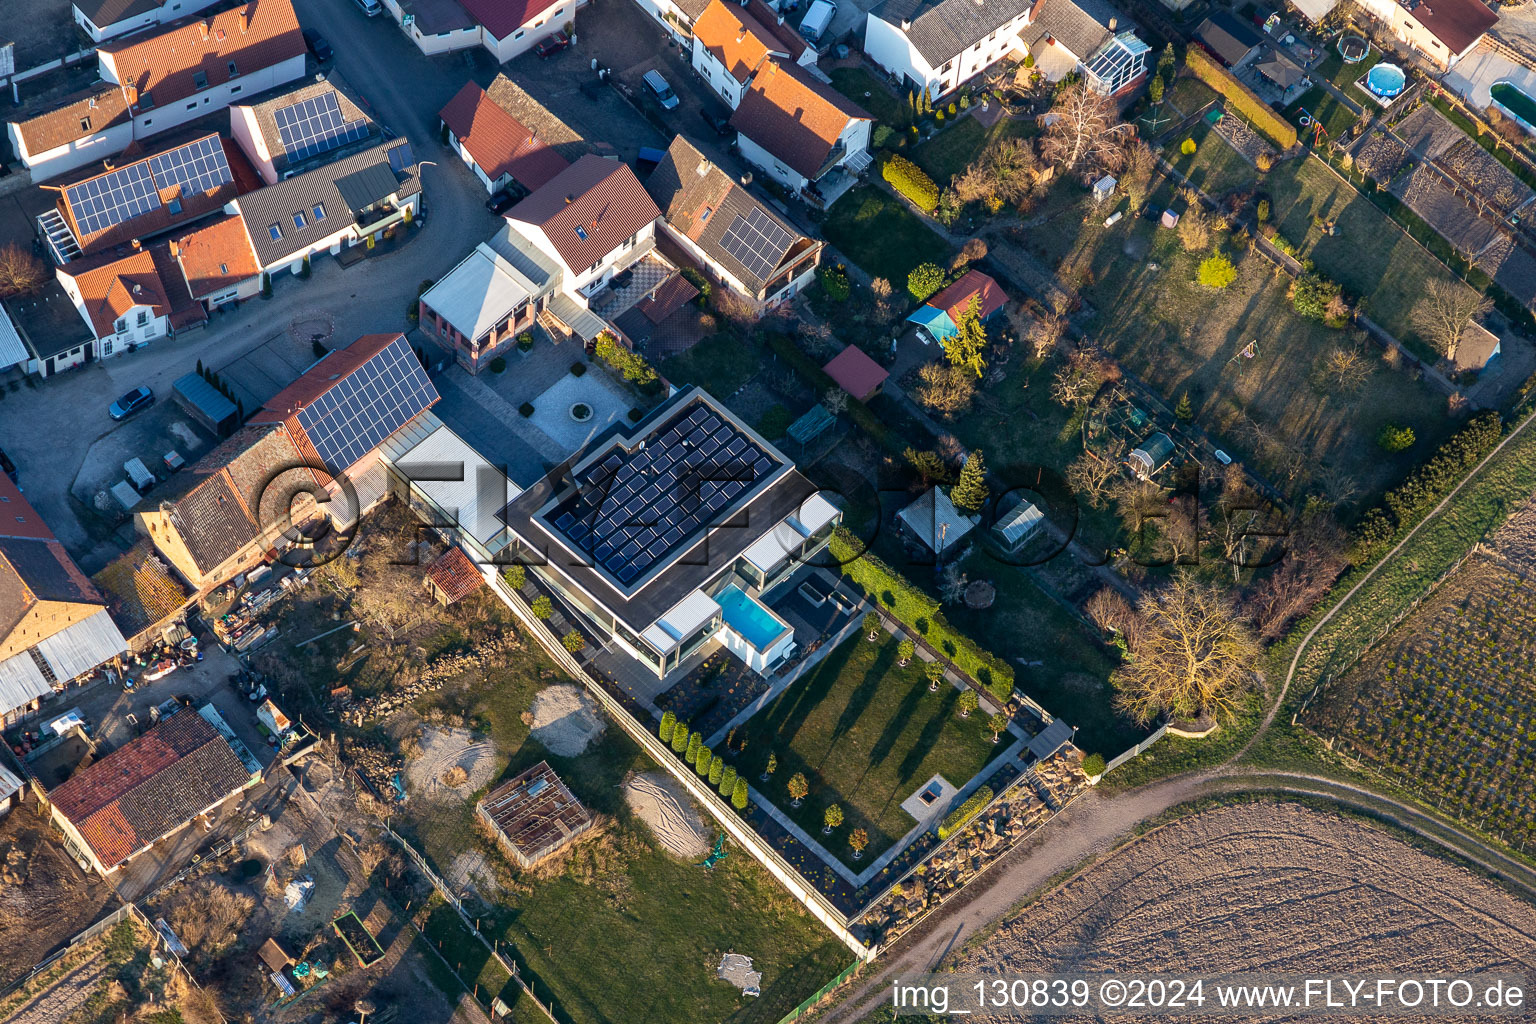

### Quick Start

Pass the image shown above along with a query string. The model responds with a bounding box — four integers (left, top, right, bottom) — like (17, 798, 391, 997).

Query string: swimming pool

(716, 585, 790, 651)
(1491, 81, 1536, 134)
(1365, 63, 1406, 99)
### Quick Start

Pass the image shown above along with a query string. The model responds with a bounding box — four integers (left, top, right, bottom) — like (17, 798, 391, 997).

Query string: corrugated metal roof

(385, 419, 518, 547)
(0, 304, 28, 370)
(0, 653, 52, 719)
(173, 372, 238, 423)
(420, 244, 542, 342)
(35, 609, 128, 681)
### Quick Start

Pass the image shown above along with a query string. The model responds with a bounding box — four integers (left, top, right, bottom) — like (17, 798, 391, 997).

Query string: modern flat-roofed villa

(497, 387, 841, 678)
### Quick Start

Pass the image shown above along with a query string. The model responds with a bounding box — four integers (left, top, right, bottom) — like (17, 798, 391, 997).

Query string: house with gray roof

(233, 138, 421, 276)
(229, 75, 379, 186)
(1020, 0, 1150, 95)
(864, 0, 1033, 100)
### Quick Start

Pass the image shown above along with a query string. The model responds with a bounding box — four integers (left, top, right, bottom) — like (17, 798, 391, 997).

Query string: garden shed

(1092, 175, 1117, 204)
(425, 545, 484, 605)
(1127, 432, 1176, 481)
(1453, 321, 1501, 373)
(992, 496, 1045, 553)
(823, 345, 888, 401)
(897, 486, 979, 557)
(172, 373, 239, 437)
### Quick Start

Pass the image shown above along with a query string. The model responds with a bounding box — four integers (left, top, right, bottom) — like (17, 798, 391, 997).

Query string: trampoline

(1338, 35, 1370, 62)
(1365, 63, 1406, 99)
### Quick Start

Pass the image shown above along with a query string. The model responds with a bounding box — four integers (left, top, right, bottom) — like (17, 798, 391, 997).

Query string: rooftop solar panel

(274, 92, 370, 163)
(66, 162, 159, 238)
(542, 400, 784, 589)
(387, 141, 415, 174)
(147, 135, 233, 200)
(719, 207, 794, 283)
(294, 338, 439, 472)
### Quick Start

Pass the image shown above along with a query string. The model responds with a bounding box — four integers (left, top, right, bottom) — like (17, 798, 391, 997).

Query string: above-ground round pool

(1338, 35, 1370, 62)
(1365, 63, 1406, 99)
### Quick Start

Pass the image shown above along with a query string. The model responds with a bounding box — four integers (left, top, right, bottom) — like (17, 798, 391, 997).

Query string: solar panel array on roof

(387, 140, 415, 174)
(66, 163, 158, 237)
(147, 135, 233, 199)
(294, 338, 438, 473)
(546, 402, 782, 587)
(719, 207, 793, 283)
(273, 93, 370, 162)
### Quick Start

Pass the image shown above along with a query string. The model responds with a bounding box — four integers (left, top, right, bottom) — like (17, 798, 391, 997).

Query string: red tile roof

(49, 711, 251, 869)
(929, 269, 1008, 322)
(0, 475, 54, 542)
(509, 156, 661, 273)
(99, 0, 305, 115)
(1408, 0, 1497, 57)
(457, 0, 566, 40)
(426, 546, 483, 604)
(12, 85, 132, 159)
(730, 60, 871, 181)
(439, 82, 570, 191)
(60, 248, 170, 339)
(172, 215, 260, 299)
(823, 344, 889, 400)
(692, 0, 807, 83)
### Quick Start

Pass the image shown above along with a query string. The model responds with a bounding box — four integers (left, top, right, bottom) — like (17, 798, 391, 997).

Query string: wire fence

(773, 958, 863, 1024)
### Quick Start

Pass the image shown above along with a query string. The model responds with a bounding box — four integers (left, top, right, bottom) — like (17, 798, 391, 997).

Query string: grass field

(822, 184, 954, 286)
(828, 66, 906, 127)
(910, 115, 1037, 188)
(1262, 155, 1480, 357)
(1164, 120, 1258, 196)
(1285, 86, 1357, 143)
(660, 331, 767, 395)
(391, 648, 849, 1024)
(734, 635, 1008, 866)
(1164, 76, 1220, 117)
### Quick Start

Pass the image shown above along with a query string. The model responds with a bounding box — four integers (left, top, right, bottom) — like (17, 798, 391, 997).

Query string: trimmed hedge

(882, 154, 940, 212)
(937, 786, 993, 839)
(1184, 49, 1298, 149)
(828, 528, 1014, 699)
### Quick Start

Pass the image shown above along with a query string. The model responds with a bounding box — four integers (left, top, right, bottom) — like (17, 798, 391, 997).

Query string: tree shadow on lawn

(828, 640, 899, 745)
(896, 686, 965, 784)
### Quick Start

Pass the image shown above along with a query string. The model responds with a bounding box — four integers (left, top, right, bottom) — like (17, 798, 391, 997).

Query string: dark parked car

(533, 31, 570, 57)
(699, 110, 733, 136)
(486, 190, 518, 214)
(109, 386, 154, 421)
(302, 28, 333, 62)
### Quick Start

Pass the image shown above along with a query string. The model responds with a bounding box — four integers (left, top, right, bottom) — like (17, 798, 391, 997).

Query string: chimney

(778, 12, 785, 23)
(1108, 15, 1117, 30)
(565, 194, 574, 203)
(240, 7, 251, 32)
(900, 17, 912, 29)
(131, 238, 141, 249)
(199, 19, 209, 39)
(168, 240, 180, 257)
(738, 30, 747, 42)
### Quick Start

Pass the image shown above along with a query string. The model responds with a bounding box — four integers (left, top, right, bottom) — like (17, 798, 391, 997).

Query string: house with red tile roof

(439, 81, 571, 197)
(905, 268, 1008, 347)
(690, 0, 815, 109)
(0, 475, 128, 727)
(55, 247, 173, 356)
(425, 546, 484, 605)
(48, 709, 255, 874)
(730, 60, 873, 202)
(389, 0, 580, 61)
(169, 214, 262, 310)
(1356, 0, 1496, 69)
(8, 0, 305, 184)
(73, 0, 223, 43)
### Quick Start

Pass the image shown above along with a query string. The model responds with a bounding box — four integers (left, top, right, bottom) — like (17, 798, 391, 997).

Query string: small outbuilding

(1127, 431, 1176, 481)
(992, 496, 1045, 554)
(897, 486, 980, 558)
(822, 345, 889, 402)
(1453, 321, 1502, 373)
(1092, 175, 1117, 204)
(425, 546, 484, 605)
(0, 763, 23, 816)
(172, 373, 239, 437)
(1195, 10, 1263, 66)
(478, 761, 594, 869)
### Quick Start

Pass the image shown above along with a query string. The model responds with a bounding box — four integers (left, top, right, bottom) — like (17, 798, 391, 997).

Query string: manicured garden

(733, 635, 1010, 866)
(821, 184, 955, 287)
(828, 66, 908, 128)
(909, 114, 1038, 189)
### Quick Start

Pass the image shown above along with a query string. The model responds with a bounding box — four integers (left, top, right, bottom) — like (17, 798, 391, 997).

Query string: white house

(631, 0, 712, 42)
(729, 60, 873, 200)
(864, 0, 1033, 100)
(10, 0, 306, 182)
(644, 136, 823, 309)
(1354, 0, 1496, 70)
(505, 155, 662, 300)
(438, 80, 572, 197)
(382, 0, 582, 61)
(56, 247, 172, 358)
(1021, 0, 1149, 95)
(229, 78, 378, 186)
(73, 0, 222, 42)
(690, 0, 814, 109)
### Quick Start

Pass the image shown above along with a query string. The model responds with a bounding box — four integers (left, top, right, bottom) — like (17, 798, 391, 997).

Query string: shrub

(1184, 48, 1298, 148)
(882, 154, 940, 212)
(719, 766, 737, 797)
(937, 786, 993, 839)
(571, 361, 587, 376)
(907, 261, 946, 302)
(530, 595, 553, 619)
(818, 262, 851, 301)
(757, 404, 793, 439)
(504, 564, 525, 590)
(732, 778, 749, 809)
(685, 731, 701, 764)
(830, 528, 1013, 698)
(695, 746, 713, 776)
(1291, 272, 1340, 322)
(594, 331, 659, 388)
(561, 630, 585, 653)
(1180, 138, 1197, 155)
(519, 401, 535, 417)
(680, 266, 712, 304)
(947, 102, 956, 115)
(873, 124, 894, 149)
(708, 755, 724, 785)
(1198, 251, 1237, 288)
(1082, 753, 1107, 777)
(1256, 198, 1270, 222)
(489, 355, 507, 373)
(672, 723, 691, 754)
(659, 711, 677, 744)
(1255, 151, 1275, 172)
(1378, 424, 1416, 452)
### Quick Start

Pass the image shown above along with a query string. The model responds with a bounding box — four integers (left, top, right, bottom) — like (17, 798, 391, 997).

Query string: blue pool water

(1366, 63, 1406, 99)
(717, 585, 788, 650)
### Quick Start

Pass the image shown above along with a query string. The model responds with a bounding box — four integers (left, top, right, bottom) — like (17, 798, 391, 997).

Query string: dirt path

(5, 957, 112, 1024)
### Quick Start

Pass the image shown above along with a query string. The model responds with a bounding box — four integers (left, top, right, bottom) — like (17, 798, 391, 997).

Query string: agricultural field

(734, 634, 1009, 867)
(952, 800, 1536, 982)
(1305, 552, 1536, 850)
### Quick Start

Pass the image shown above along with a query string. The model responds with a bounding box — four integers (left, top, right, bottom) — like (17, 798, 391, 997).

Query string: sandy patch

(529, 684, 606, 756)
(446, 850, 501, 899)
(624, 772, 710, 859)
(403, 726, 499, 801)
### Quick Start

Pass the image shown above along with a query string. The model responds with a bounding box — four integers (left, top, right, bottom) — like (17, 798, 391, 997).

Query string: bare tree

(1119, 139, 1158, 213)
(0, 244, 45, 297)
(796, 318, 838, 360)
(1065, 452, 1119, 509)
(1050, 347, 1119, 408)
(712, 286, 759, 328)
(869, 276, 897, 328)
(1085, 587, 1144, 651)
(1411, 279, 1491, 360)
(1039, 84, 1133, 182)
(1176, 201, 1213, 253)
(1241, 512, 1346, 640)
(1315, 345, 1372, 392)
(914, 362, 977, 418)
(939, 563, 968, 604)
(822, 387, 849, 416)
(1111, 572, 1260, 725)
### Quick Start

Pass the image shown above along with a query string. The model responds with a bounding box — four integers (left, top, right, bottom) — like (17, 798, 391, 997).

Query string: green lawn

(1262, 153, 1480, 357)
(909, 114, 1038, 188)
(1314, 48, 1383, 107)
(734, 635, 1008, 866)
(1163, 121, 1258, 196)
(1285, 86, 1358, 143)
(660, 331, 767, 395)
(828, 66, 906, 127)
(394, 646, 848, 1024)
(822, 184, 954, 286)
(1165, 76, 1220, 118)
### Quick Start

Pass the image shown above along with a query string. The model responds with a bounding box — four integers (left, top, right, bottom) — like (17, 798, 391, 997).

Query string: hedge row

(595, 331, 659, 388)
(882, 154, 940, 212)
(1351, 411, 1504, 560)
(937, 786, 993, 839)
(828, 528, 1014, 700)
(1184, 49, 1298, 150)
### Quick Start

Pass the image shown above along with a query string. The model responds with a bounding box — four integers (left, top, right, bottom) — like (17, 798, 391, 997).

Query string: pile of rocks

(344, 740, 404, 798)
(0, 843, 29, 887)
(858, 751, 1089, 948)
(332, 632, 522, 724)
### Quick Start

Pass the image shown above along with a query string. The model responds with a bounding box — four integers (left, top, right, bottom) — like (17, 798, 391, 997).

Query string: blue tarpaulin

(905, 304, 956, 344)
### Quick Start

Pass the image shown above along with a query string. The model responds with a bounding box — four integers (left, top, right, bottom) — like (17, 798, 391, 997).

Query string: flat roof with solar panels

(498, 387, 819, 633)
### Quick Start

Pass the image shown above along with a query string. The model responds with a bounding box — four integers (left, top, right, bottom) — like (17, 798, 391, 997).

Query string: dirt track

(0, 810, 118, 988)
(953, 801, 1536, 1022)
